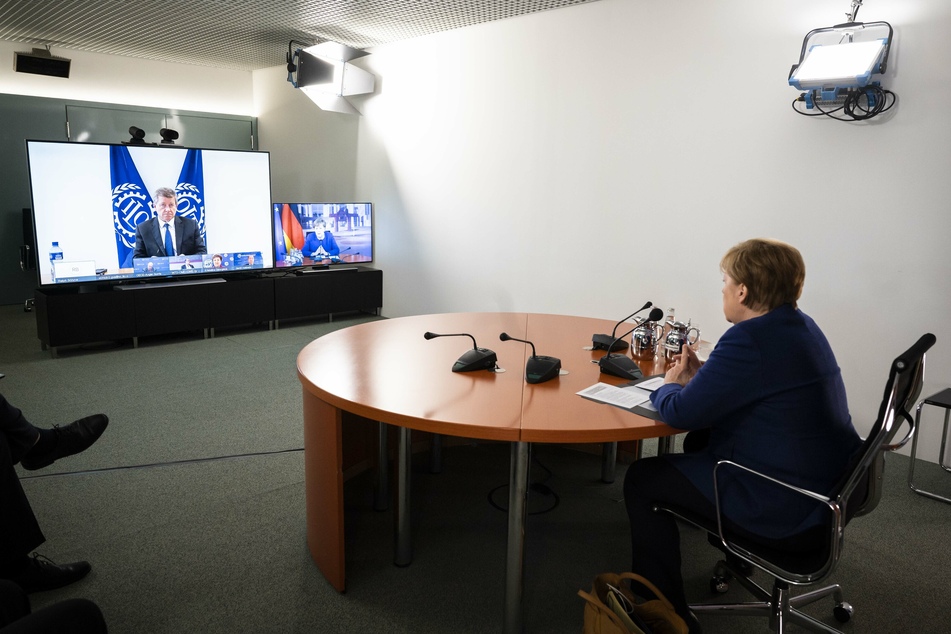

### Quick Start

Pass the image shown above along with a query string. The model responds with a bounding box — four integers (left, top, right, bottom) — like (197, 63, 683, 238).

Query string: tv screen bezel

(272, 201, 374, 270)
(25, 139, 274, 289)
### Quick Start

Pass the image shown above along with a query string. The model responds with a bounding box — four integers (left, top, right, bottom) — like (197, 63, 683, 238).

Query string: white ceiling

(0, 0, 602, 71)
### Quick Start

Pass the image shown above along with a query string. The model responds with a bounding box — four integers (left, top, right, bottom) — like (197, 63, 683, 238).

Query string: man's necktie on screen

(164, 223, 174, 256)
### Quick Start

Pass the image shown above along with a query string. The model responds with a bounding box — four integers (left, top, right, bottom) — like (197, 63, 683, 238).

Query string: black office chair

(654, 333, 936, 634)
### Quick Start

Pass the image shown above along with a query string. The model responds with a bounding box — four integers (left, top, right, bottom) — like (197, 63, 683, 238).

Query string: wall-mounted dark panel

(0, 94, 69, 306)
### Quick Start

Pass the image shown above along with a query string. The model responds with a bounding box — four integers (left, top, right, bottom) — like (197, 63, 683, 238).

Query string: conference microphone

(598, 308, 664, 380)
(424, 331, 498, 373)
(592, 301, 653, 351)
(499, 332, 562, 384)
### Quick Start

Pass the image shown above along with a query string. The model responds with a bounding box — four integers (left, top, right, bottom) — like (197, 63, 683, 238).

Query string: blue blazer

(650, 304, 862, 539)
(303, 231, 340, 257)
(132, 216, 206, 258)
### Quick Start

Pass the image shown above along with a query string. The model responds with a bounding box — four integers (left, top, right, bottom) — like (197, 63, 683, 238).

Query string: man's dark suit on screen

(132, 216, 206, 259)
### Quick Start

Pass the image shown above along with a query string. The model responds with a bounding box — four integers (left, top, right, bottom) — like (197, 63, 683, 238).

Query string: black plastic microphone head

(423, 331, 437, 340)
(647, 307, 665, 322)
(499, 332, 512, 342)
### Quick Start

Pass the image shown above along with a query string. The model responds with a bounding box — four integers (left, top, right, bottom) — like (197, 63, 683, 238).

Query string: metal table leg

(374, 422, 389, 512)
(657, 435, 674, 456)
(431, 433, 443, 473)
(504, 441, 530, 634)
(601, 441, 617, 483)
(395, 426, 413, 566)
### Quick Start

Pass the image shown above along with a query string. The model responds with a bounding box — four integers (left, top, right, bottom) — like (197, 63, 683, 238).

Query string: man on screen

(132, 188, 206, 259)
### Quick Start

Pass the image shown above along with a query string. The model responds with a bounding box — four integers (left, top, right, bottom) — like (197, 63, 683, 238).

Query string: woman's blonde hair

(720, 238, 805, 312)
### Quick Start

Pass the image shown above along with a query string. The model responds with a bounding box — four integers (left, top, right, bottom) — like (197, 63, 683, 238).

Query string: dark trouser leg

(0, 434, 45, 571)
(0, 580, 30, 628)
(0, 395, 39, 465)
(0, 580, 107, 633)
(623, 456, 715, 617)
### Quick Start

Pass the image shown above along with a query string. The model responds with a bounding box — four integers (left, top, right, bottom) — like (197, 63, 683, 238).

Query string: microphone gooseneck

(609, 301, 653, 339)
(592, 301, 653, 351)
(606, 325, 640, 355)
(606, 307, 666, 354)
(499, 332, 561, 384)
(424, 331, 478, 350)
(499, 332, 538, 358)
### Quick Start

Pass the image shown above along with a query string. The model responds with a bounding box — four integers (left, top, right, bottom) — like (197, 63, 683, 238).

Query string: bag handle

(616, 572, 677, 611)
(578, 589, 630, 631)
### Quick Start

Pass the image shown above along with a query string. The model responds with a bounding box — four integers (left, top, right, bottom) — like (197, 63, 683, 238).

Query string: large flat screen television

(273, 202, 373, 269)
(26, 140, 274, 287)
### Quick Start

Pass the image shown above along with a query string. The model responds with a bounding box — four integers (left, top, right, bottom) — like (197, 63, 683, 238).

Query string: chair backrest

(837, 333, 936, 520)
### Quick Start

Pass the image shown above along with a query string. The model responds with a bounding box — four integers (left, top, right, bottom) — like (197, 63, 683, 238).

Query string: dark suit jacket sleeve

(132, 219, 155, 259)
(178, 218, 206, 255)
(650, 325, 761, 430)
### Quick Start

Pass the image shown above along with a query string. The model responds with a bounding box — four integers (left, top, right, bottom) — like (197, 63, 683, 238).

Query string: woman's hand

(663, 344, 701, 387)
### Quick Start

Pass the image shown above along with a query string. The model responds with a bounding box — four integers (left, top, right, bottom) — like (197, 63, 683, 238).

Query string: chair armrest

(711, 460, 845, 584)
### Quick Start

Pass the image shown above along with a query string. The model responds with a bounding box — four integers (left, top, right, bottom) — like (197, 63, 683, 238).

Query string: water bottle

(664, 307, 676, 336)
(49, 241, 63, 279)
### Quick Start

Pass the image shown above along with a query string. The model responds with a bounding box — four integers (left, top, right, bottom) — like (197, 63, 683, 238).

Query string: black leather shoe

(5, 554, 91, 593)
(20, 414, 108, 471)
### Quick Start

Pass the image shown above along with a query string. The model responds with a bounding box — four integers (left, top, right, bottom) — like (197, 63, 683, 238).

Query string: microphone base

(452, 348, 498, 372)
(598, 353, 644, 380)
(526, 356, 561, 384)
(592, 334, 629, 351)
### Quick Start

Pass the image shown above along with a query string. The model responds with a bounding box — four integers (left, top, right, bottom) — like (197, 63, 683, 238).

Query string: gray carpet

(2, 304, 950, 633)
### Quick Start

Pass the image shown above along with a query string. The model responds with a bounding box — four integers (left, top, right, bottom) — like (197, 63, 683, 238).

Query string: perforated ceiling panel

(0, 0, 602, 71)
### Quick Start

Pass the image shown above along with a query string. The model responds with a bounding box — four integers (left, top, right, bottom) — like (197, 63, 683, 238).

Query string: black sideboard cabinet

(35, 267, 382, 356)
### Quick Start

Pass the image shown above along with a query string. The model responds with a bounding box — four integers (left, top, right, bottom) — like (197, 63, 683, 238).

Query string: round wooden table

(298, 312, 680, 632)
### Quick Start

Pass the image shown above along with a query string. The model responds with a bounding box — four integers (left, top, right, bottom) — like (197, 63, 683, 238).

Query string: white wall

(251, 66, 359, 200)
(340, 0, 951, 454)
(0, 41, 254, 115)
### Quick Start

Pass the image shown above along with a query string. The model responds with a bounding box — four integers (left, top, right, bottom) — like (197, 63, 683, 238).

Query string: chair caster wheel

(710, 576, 729, 594)
(833, 602, 853, 623)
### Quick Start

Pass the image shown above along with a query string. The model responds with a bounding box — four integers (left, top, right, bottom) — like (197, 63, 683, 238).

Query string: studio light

(788, 0, 896, 121)
(286, 40, 375, 115)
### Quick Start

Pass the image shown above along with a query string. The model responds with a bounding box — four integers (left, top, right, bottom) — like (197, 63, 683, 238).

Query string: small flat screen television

(273, 202, 373, 269)
(26, 140, 274, 287)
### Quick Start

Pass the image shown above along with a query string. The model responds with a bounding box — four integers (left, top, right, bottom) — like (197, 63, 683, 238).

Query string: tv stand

(35, 267, 382, 356)
(115, 277, 227, 290)
(295, 266, 357, 274)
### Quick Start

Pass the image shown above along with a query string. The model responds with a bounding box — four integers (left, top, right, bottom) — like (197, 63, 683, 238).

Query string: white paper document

(577, 382, 652, 410)
(633, 376, 665, 391)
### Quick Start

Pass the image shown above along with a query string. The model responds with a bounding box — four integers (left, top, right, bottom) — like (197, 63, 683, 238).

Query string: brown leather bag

(578, 572, 688, 634)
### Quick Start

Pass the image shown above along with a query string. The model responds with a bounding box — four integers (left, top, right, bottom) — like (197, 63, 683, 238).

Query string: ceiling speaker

(15, 48, 71, 79)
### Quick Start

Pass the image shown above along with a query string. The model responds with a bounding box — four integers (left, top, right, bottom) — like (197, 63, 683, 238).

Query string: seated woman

(623, 238, 862, 633)
(303, 220, 340, 259)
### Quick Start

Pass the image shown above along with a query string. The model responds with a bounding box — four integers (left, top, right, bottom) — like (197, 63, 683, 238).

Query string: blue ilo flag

(110, 146, 153, 269)
(175, 149, 206, 245)
(273, 205, 286, 262)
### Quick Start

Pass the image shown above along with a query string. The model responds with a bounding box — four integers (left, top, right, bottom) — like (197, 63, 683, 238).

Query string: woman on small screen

(304, 219, 340, 259)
